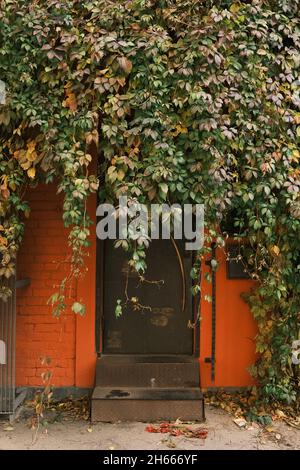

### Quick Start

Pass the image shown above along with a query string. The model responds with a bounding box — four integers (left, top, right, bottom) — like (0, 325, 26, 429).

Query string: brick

(35, 238, 67, 247)
(34, 324, 62, 333)
(35, 368, 54, 377)
(20, 280, 47, 289)
(16, 324, 34, 335)
(18, 264, 46, 274)
(28, 254, 65, 263)
(51, 368, 66, 378)
(32, 288, 57, 297)
(25, 297, 50, 306)
(29, 228, 68, 238)
(64, 323, 75, 334)
(16, 184, 78, 388)
(16, 289, 34, 299)
(30, 331, 61, 341)
(17, 314, 57, 324)
(32, 210, 61, 220)
(20, 368, 37, 378)
(16, 375, 30, 385)
(35, 219, 65, 229)
(26, 377, 47, 387)
(18, 306, 51, 315)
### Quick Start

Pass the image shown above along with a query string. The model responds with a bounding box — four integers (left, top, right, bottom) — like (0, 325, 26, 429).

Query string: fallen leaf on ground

(27, 396, 90, 421)
(233, 418, 247, 428)
(161, 437, 177, 448)
(283, 416, 300, 429)
(3, 425, 14, 431)
(205, 390, 299, 427)
(265, 426, 274, 433)
(275, 409, 286, 419)
(145, 422, 208, 439)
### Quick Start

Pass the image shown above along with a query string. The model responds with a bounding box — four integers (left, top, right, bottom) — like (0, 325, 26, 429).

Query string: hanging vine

(0, 0, 299, 404)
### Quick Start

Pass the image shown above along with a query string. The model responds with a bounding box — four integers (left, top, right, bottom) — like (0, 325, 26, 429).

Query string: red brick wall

(16, 184, 77, 387)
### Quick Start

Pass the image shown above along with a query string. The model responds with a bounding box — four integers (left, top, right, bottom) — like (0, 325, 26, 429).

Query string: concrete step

(91, 387, 205, 422)
(95, 355, 200, 388)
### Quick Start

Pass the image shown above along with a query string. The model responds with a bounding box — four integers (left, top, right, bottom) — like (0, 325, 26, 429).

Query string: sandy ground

(0, 405, 299, 450)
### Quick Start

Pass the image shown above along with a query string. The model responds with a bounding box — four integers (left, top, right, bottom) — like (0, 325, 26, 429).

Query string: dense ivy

(0, 0, 299, 403)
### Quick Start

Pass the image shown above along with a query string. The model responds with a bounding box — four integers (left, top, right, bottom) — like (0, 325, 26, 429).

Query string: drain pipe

(204, 243, 217, 381)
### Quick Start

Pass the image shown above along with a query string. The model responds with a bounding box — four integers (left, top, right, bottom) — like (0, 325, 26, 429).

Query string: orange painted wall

(200, 249, 257, 388)
(16, 184, 256, 389)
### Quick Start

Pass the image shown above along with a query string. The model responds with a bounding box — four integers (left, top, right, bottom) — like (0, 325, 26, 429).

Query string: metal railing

(0, 277, 30, 416)
(0, 276, 16, 414)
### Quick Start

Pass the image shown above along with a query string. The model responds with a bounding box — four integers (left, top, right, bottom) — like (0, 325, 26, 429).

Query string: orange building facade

(16, 183, 257, 392)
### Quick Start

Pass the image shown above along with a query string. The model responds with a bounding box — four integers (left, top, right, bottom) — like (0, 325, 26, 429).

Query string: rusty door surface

(101, 239, 194, 355)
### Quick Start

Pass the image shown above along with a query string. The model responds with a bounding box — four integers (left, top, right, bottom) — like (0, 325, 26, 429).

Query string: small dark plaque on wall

(226, 245, 251, 280)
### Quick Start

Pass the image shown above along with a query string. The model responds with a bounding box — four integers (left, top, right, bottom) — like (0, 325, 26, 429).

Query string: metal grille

(0, 277, 16, 414)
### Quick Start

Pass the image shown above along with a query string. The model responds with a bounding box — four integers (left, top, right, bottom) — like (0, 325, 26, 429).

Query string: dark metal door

(101, 239, 194, 355)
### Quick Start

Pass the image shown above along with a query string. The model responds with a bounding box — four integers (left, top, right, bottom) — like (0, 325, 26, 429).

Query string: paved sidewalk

(0, 406, 299, 450)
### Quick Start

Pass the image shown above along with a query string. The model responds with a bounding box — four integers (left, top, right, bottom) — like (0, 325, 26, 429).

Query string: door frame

(95, 239, 200, 358)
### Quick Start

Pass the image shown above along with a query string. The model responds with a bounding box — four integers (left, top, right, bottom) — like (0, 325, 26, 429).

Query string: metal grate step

(95, 355, 200, 388)
(91, 386, 205, 422)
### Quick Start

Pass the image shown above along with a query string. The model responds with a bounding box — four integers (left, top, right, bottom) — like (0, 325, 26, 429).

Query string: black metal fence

(0, 277, 16, 415)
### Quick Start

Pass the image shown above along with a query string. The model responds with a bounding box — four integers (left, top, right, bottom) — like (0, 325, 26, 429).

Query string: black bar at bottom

(0, 450, 296, 466)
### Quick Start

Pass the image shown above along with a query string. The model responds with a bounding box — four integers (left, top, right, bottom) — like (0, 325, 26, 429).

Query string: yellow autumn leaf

(264, 350, 272, 361)
(230, 3, 241, 13)
(26, 150, 37, 162)
(13, 126, 22, 136)
(175, 124, 188, 134)
(20, 160, 31, 170)
(26, 141, 37, 162)
(272, 245, 280, 256)
(13, 149, 26, 160)
(265, 425, 274, 433)
(63, 94, 77, 112)
(257, 49, 267, 55)
(0, 174, 8, 187)
(27, 140, 36, 152)
(117, 169, 125, 181)
(275, 409, 286, 418)
(0, 236, 8, 246)
(63, 86, 77, 112)
(27, 167, 36, 179)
